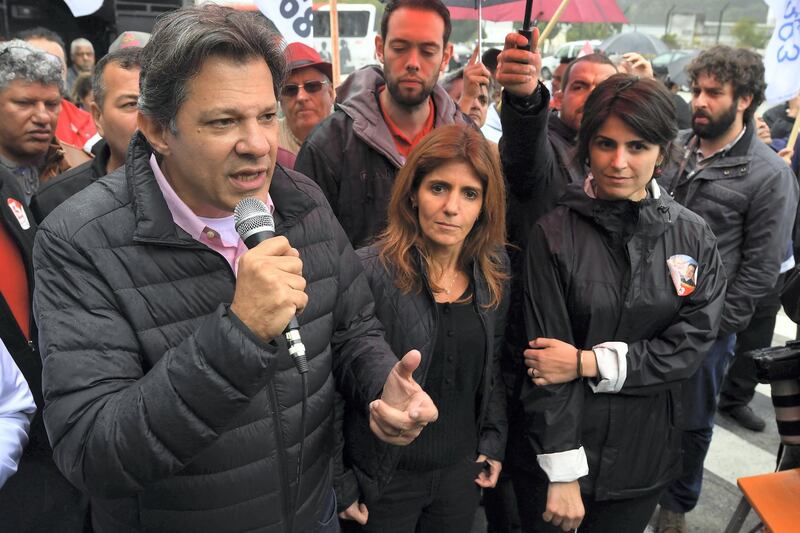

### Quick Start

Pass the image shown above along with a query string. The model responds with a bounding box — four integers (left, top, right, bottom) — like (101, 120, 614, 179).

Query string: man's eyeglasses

(281, 80, 330, 98)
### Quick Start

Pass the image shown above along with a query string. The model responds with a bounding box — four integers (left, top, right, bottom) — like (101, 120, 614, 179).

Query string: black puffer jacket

(33, 133, 398, 533)
(513, 179, 726, 500)
(334, 246, 509, 509)
(295, 66, 469, 249)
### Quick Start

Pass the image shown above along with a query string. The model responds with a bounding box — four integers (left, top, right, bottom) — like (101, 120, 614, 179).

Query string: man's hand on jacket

(339, 501, 369, 525)
(370, 350, 438, 445)
(474, 455, 502, 488)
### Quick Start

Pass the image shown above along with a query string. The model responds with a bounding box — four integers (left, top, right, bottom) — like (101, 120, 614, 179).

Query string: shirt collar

(149, 153, 274, 243)
(695, 124, 747, 163)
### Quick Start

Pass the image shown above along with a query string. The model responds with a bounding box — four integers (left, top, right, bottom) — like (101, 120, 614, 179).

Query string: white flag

(63, 0, 103, 17)
(255, 0, 314, 46)
(764, 0, 800, 104)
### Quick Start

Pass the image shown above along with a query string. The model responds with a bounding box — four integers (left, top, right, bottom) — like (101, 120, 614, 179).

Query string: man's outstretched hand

(369, 350, 438, 446)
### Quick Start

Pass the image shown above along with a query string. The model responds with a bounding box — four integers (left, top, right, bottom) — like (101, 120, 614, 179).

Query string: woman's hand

(544, 481, 585, 531)
(474, 454, 502, 488)
(525, 338, 599, 385)
(525, 338, 581, 385)
(338, 500, 369, 525)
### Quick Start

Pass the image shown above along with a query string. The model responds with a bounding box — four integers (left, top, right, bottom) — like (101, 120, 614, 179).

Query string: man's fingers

(504, 31, 528, 50)
(397, 349, 422, 380)
(370, 399, 415, 433)
(542, 510, 554, 523)
(408, 395, 438, 424)
(531, 26, 540, 52)
(468, 45, 479, 65)
(356, 503, 369, 525)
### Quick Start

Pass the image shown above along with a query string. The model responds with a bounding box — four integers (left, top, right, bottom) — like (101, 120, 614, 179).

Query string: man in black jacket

(0, 166, 89, 531)
(656, 46, 799, 533)
(295, 0, 468, 248)
(32, 6, 437, 533)
(32, 46, 142, 221)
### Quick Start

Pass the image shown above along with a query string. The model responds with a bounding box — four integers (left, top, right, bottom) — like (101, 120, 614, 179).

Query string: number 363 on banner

(255, 0, 314, 45)
(765, 0, 800, 104)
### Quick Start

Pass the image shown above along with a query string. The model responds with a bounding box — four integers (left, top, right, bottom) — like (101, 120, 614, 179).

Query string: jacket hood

(334, 65, 467, 167)
(559, 176, 677, 241)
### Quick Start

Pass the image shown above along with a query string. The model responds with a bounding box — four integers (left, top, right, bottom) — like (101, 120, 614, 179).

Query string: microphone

(234, 197, 308, 374)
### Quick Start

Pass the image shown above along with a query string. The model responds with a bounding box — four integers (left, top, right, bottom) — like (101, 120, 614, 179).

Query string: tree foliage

(731, 17, 769, 50)
(566, 23, 618, 42)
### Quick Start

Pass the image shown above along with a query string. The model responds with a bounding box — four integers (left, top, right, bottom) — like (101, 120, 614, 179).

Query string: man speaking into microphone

(31, 5, 436, 533)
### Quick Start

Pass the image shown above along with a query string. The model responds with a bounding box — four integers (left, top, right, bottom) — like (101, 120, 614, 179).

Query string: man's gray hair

(138, 4, 286, 133)
(0, 39, 64, 95)
(70, 38, 94, 55)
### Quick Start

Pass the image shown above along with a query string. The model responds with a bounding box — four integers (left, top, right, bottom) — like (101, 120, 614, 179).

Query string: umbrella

(599, 31, 669, 56)
(445, 0, 627, 24)
(665, 51, 699, 90)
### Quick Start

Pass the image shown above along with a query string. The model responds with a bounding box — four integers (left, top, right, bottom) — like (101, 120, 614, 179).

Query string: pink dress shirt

(150, 154, 274, 276)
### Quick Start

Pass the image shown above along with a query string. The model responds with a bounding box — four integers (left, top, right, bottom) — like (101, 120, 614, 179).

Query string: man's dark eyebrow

(387, 37, 441, 49)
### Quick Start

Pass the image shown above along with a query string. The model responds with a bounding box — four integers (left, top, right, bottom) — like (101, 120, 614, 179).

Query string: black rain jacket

(512, 180, 726, 500)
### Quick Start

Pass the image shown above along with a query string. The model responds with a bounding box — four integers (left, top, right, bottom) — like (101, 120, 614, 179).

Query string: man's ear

(137, 112, 171, 156)
(440, 42, 454, 74)
(737, 94, 754, 116)
(375, 34, 384, 64)
(90, 101, 104, 138)
(553, 90, 564, 109)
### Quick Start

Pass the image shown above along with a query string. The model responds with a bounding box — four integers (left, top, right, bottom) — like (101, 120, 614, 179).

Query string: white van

(313, 3, 377, 74)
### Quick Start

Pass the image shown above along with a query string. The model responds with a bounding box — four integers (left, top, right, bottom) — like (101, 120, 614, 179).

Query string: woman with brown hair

(336, 124, 509, 533)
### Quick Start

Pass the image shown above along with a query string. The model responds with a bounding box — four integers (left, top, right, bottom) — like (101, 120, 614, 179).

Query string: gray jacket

(295, 65, 468, 248)
(659, 124, 799, 334)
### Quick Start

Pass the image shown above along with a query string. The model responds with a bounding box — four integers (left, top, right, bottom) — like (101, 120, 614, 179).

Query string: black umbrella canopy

(600, 31, 669, 56)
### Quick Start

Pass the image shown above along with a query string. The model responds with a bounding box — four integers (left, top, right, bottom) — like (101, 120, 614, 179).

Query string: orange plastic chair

(723, 468, 800, 533)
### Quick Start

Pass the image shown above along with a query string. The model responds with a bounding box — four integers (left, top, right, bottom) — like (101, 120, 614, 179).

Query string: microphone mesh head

(234, 197, 275, 239)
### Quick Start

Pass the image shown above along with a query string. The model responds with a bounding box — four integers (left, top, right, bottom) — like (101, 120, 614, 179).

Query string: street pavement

(471, 311, 795, 533)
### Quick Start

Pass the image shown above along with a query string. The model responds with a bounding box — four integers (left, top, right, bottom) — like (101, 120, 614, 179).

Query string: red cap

(284, 42, 333, 81)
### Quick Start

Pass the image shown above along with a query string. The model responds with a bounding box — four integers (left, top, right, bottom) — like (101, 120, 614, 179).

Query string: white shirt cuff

(0, 341, 36, 489)
(83, 132, 102, 154)
(536, 446, 589, 482)
(588, 341, 628, 394)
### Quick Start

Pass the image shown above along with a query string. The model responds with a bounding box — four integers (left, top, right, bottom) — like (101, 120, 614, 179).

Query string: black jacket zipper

(268, 382, 293, 533)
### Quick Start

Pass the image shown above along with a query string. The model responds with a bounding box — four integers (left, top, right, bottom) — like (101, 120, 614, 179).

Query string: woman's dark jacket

(335, 245, 509, 509)
(513, 180, 726, 500)
(32, 132, 399, 532)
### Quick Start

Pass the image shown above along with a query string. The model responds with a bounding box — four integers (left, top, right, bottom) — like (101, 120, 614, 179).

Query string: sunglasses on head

(281, 79, 330, 98)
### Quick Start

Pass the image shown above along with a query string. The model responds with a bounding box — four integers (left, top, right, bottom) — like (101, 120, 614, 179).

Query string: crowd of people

(1, 1, 800, 533)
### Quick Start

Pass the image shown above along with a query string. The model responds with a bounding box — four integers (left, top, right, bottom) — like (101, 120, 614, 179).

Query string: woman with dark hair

(337, 124, 509, 533)
(512, 74, 727, 532)
(71, 72, 93, 109)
